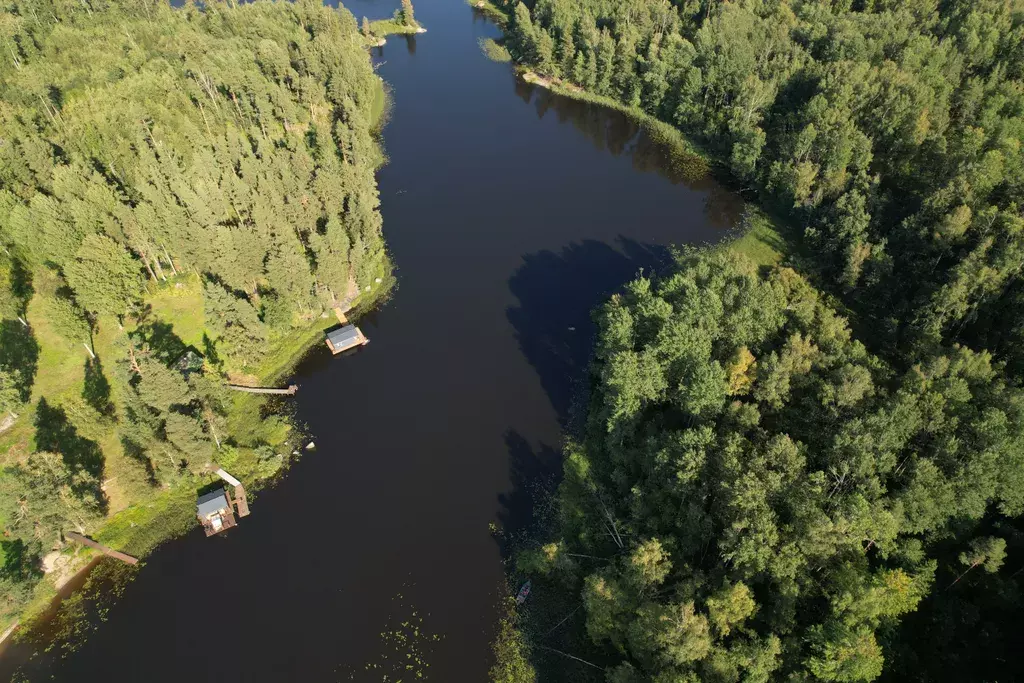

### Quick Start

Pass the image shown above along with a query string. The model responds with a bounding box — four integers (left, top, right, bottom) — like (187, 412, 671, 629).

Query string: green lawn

(145, 275, 206, 349)
(369, 19, 420, 36)
(729, 210, 789, 268)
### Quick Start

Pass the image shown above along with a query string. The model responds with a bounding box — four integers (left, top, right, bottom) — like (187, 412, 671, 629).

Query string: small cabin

(174, 349, 205, 378)
(326, 324, 369, 354)
(197, 488, 237, 536)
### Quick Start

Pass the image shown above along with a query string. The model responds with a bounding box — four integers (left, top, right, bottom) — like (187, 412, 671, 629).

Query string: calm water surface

(3, 0, 740, 679)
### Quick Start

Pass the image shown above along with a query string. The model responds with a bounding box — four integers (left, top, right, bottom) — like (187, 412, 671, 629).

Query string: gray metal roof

(327, 325, 361, 348)
(197, 490, 229, 517)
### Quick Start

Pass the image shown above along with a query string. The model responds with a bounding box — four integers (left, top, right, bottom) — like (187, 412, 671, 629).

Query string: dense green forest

(515, 250, 1024, 681)
(502, 0, 1024, 364)
(491, 0, 1024, 681)
(0, 0, 388, 627)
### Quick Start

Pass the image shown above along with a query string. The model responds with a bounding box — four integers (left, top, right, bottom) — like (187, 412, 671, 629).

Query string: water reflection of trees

(514, 81, 743, 230)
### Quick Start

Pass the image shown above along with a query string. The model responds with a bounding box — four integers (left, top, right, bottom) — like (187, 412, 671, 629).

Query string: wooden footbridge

(66, 532, 139, 565)
(226, 383, 298, 395)
(216, 469, 250, 518)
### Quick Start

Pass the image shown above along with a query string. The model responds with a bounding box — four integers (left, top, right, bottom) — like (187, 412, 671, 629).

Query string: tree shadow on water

(34, 398, 105, 481)
(496, 430, 561, 554)
(506, 237, 671, 428)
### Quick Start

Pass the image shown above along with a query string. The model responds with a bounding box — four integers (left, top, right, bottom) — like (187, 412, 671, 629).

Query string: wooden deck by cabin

(202, 511, 237, 536)
(217, 469, 251, 518)
(196, 470, 251, 537)
(326, 323, 369, 354)
(197, 487, 237, 536)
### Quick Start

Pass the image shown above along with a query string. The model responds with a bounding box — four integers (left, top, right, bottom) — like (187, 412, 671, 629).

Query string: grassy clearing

(370, 78, 390, 131)
(145, 275, 206, 348)
(369, 19, 420, 37)
(728, 209, 790, 268)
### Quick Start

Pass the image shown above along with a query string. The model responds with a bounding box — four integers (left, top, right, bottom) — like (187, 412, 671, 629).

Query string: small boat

(515, 580, 531, 605)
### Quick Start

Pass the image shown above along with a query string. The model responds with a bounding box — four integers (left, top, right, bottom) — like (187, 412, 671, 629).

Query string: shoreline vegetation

(0, 0, 396, 656)
(467, 0, 789, 269)
(361, 0, 426, 47)
(516, 64, 791, 265)
(1, 274, 393, 656)
(477, 0, 1024, 682)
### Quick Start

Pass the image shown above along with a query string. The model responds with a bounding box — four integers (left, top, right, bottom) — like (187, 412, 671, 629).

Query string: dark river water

(2, 0, 740, 680)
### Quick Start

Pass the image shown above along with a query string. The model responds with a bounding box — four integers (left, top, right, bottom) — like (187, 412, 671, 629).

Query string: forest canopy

(496, 0, 1024, 680)
(1, 0, 388, 339)
(0, 0, 388, 627)
(521, 249, 1024, 681)
(503, 0, 1024, 368)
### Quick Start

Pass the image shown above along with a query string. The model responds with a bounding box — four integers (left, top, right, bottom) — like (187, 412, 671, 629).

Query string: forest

(491, 0, 1024, 681)
(0, 0, 388, 627)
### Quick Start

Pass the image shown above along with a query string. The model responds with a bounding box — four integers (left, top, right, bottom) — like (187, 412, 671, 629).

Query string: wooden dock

(216, 469, 250, 518)
(226, 384, 298, 395)
(201, 509, 237, 536)
(66, 532, 139, 565)
(233, 488, 250, 517)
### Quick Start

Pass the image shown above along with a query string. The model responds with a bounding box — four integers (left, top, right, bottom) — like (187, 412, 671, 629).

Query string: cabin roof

(175, 349, 204, 377)
(197, 489, 229, 517)
(327, 325, 361, 347)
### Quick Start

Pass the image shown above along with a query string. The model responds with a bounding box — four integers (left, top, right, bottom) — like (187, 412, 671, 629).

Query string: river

(2, 0, 740, 680)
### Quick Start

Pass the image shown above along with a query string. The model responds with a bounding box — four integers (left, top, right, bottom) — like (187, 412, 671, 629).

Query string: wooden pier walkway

(226, 384, 298, 395)
(216, 469, 250, 518)
(66, 532, 139, 565)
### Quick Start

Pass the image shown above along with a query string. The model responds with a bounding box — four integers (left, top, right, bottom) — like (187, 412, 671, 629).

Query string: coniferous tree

(63, 235, 142, 318)
(0, 451, 104, 550)
(401, 0, 415, 26)
(0, 369, 21, 418)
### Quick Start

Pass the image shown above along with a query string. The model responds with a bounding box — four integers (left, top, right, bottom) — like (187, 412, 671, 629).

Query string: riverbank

(466, 0, 792, 270)
(365, 17, 427, 46)
(0, 7, 399, 635)
(467, 9, 794, 682)
(1, 0, 778, 676)
(515, 68, 789, 269)
(1, 271, 395, 653)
